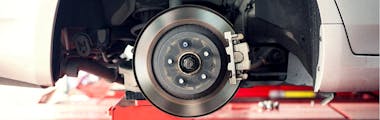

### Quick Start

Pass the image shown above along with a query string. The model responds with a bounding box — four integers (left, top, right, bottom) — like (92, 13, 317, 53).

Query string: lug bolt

(201, 74, 207, 79)
(167, 59, 173, 64)
(203, 51, 209, 57)
(182, 41, 189, 48)
(179, 78, 184, 84)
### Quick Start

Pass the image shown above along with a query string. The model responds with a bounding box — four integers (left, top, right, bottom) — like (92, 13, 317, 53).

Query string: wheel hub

(152, 24, 224, 99)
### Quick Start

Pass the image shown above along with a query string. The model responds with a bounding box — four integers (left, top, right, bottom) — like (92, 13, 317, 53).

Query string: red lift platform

(109, 86, 379, 120)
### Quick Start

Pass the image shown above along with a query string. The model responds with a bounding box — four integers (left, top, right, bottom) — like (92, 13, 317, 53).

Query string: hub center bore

(179, 53, 201, 74)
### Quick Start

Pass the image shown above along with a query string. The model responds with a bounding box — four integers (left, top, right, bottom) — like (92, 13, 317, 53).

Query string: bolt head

(201, 74, 207, 79)
(203, 51, 209, 57)
(178, 78, 184, 84)
(167, 59, 173, 64)
(182, 42, 189, 48)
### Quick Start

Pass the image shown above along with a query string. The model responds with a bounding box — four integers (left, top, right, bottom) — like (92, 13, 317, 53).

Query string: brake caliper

(224, 31, 251, 84)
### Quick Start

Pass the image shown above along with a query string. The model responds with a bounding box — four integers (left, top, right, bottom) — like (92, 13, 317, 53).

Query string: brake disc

(133, 6, 240, 117)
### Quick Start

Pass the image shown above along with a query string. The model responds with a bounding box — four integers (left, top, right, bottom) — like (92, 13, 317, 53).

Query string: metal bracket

(119, 45, 140, 92)
(224, 31, 250, 84)
(320, 92, 334, 105)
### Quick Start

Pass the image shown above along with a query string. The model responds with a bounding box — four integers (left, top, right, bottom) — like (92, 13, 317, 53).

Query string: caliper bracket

(224, 31, 251, 84)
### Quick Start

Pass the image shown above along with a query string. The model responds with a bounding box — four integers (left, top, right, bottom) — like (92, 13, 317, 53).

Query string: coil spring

(130, 6, 165, 37)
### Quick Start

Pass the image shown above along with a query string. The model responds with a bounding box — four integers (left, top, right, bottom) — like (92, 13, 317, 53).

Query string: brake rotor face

(133, 6, 240, 117)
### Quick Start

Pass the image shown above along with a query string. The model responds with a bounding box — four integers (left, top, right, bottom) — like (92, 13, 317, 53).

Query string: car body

(0, 0, 378, 117)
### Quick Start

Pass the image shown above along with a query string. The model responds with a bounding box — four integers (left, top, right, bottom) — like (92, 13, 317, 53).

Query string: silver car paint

(315, 0, 379, 92)
(336, 0, 379, 55)
(0, 0, 58, 86)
